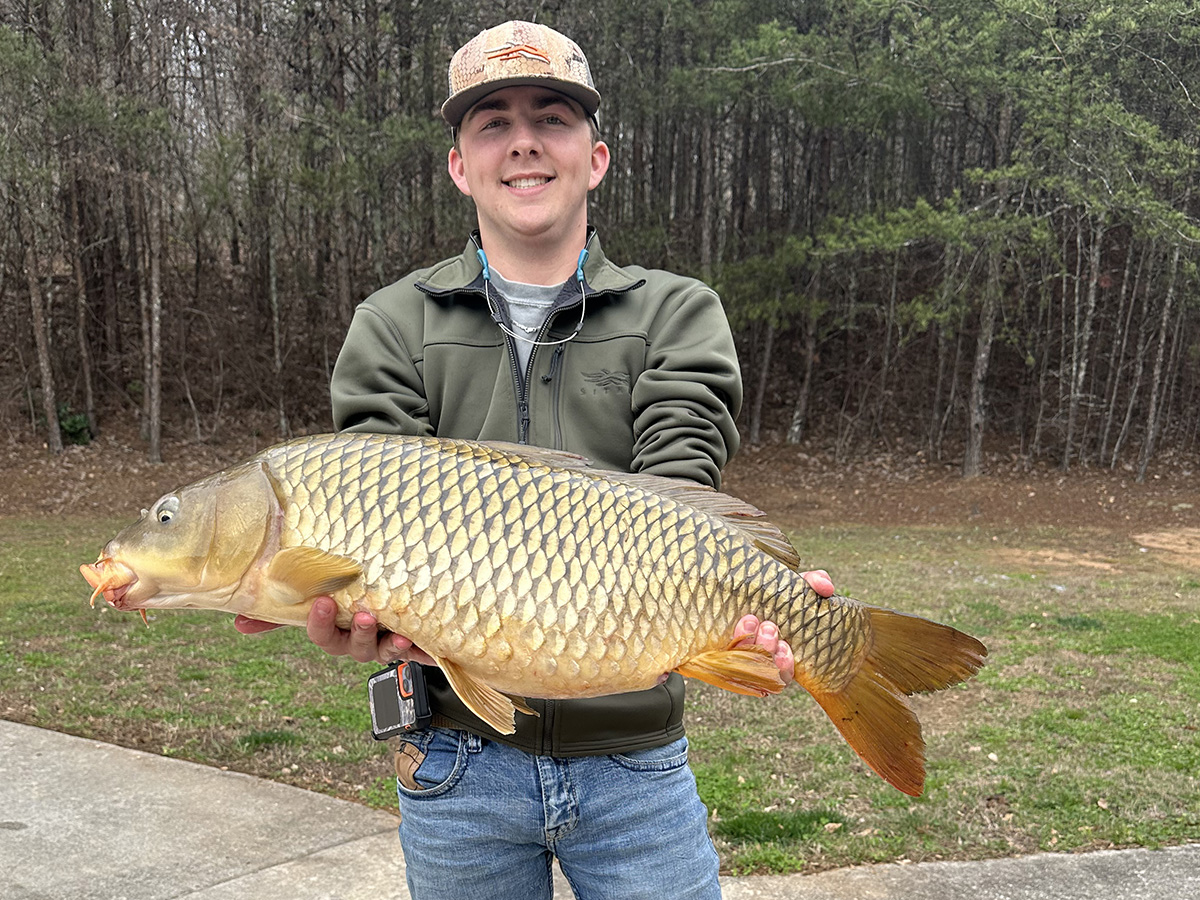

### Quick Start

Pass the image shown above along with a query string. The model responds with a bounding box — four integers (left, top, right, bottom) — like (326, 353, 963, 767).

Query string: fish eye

(154, 496, 181, 524)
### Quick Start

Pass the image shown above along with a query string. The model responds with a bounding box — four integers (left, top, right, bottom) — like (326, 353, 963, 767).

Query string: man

(238, 20, 832, 899)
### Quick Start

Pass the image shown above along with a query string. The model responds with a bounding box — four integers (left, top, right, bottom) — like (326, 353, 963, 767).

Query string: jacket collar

(416, 228, 645, 296)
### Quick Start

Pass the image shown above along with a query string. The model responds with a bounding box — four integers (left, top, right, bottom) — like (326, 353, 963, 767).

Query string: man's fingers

(387, 633, 437, 667)
(305, 597, 377, 663)
(297, 596, 434, 666)
(730, 614, 794, 684)
(348, 611, 384, 663)
(801, 569, 834, 599)
(731, 614, 761, 646)
(772, 633, 795, 685)
(306, 596, 343, 648)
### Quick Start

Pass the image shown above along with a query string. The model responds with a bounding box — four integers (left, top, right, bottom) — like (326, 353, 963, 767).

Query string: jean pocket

(611, 736, 689, 772)
(395, 728, 468, 798)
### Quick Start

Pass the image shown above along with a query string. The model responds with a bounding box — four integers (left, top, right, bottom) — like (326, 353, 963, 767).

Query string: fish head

(81, 461, 282, 617)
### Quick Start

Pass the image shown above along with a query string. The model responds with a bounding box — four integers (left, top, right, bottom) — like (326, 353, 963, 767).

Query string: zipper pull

(518, 398, 530, 443)
(541, 346, 565, 383)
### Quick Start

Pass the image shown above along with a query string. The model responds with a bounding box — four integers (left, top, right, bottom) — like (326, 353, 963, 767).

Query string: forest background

(2, 0, 1199, 480)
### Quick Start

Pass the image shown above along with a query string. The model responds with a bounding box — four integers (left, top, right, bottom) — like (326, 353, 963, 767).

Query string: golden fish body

(273, 436, 845, 696)
(82, 433, 986, 795)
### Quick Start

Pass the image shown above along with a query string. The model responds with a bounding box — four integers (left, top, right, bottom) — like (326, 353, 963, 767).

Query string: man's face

(448, 85, 609, 248)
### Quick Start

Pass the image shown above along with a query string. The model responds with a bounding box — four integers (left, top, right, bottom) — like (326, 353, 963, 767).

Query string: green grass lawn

(2, 516, 1197, 874)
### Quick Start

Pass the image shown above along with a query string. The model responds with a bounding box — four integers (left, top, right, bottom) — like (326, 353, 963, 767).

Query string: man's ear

(448, 146, 472, 197)
(589, 140, 610, 191)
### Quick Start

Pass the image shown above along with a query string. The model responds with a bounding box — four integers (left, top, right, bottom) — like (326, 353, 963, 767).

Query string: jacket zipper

(541, 345, 565, 448)
(511, 292, 581, 445)
(508, 333, 531, 444)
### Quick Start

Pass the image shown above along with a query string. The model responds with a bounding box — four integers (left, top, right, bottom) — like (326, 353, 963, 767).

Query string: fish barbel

(81, 433, 986, 795)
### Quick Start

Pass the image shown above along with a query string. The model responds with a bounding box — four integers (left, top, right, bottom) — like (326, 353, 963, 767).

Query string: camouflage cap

(442, 21, 600, 128)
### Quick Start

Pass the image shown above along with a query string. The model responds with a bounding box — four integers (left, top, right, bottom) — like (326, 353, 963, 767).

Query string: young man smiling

(448, 86, 608, 276)
(237, 19, 832, 899)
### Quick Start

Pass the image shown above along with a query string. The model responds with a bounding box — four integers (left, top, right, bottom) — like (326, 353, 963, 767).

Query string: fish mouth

(81, 557, 140, 614)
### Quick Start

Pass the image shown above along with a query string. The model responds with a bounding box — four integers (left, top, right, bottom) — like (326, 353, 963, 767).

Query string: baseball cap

(442, 21, 600, 128)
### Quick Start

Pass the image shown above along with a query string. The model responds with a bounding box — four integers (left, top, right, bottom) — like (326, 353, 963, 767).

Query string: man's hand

(234, 597, 434, 667)
(730, 569, 835, 686)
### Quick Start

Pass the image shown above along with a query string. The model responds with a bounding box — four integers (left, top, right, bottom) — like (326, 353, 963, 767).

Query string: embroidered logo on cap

(486, 41, 551, 65)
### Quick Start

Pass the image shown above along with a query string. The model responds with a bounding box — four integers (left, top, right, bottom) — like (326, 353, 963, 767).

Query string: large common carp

(82, 433, 986, 795)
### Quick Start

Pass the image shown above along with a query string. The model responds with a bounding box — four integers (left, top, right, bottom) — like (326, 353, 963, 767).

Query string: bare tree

(1137, 244, 1182, 482)
(17, 203, 63, 454)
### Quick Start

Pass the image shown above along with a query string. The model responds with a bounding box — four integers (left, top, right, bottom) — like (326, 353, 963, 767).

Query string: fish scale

(81, 432, 986, 796)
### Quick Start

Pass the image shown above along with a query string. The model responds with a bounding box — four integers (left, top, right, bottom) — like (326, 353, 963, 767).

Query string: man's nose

(508, 120, 542, 155)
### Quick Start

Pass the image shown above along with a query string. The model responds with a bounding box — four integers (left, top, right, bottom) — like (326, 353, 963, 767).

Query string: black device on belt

(367, 661, 432, 740)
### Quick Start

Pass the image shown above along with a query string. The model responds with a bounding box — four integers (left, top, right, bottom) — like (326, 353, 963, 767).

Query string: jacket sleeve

(629, 282, 742, 489)
(330, 300, 434, 437)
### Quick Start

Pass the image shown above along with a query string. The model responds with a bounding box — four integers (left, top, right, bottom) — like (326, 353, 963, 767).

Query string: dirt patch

(720, 442, 1199, 535)
(990, 548, 1122, 574)
(3, 423, 1198, 548)
(1131, 529, 1200, 568)
(0, 430, 265, 519)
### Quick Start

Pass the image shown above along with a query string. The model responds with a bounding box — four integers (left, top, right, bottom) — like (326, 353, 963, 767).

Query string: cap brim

(441, 77, 601, 128)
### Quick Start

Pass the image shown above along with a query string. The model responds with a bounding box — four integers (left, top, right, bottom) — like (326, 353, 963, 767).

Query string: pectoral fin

(262, 546, 363, 605)
(676, 645, 786, 697)
(434, 656, 539, 735)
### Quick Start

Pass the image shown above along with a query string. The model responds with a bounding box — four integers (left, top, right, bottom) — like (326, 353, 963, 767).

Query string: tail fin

(808, 607, 987, 797)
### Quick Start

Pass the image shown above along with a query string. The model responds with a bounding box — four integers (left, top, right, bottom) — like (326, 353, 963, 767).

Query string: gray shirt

(489, 267, 562, 378)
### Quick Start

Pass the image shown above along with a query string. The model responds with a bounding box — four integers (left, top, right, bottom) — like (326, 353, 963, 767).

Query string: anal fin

(676, 645, 786, 697)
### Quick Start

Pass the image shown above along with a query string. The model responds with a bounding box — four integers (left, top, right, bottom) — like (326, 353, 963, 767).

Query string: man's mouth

(505, 176, 552, 189)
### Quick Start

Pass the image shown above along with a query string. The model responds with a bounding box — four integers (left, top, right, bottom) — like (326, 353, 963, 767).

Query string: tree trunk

(963, 249, 1001, 478)
(268, 209, 290, 438)
(136, 179, 153, 444)
(147, 181, 164, 464)
(19, 206, 63, 455)
(1110, 265, 1154, 468)
(787, 275, 820, 445)
(698, 120, 714, 277)
(68, 178, 98, 439)
(1061, 215, 1105, 470)
(748, 319, 775, 445)
(874, 249, 901, 437)
(1137, 245, 1182, 482)
(936, 311, 967, 462)
(1097, 239, 1141, 463)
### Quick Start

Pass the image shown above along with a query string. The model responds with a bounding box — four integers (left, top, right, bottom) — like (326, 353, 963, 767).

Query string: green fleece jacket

(329, 229, 743, 755)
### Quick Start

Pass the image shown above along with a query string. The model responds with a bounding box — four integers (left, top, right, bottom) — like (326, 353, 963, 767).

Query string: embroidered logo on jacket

(582, 370, 631, 393)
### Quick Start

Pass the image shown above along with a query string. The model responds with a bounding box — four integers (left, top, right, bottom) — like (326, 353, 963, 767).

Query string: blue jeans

(394, 729, 721, 900)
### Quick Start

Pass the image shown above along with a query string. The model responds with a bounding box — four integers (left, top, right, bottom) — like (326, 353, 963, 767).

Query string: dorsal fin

(607, 472, 803, 571)
(479, 441, 803, 570)
(477, 440, 593, 470)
